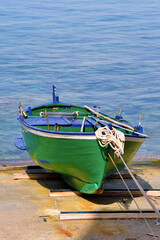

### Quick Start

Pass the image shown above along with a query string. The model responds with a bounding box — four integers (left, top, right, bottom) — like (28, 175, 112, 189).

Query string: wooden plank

(84, 105, 135, 131)
(14, 172, 60, 180)
(108, 172, 137, 179)
(147, 190, 160, 197)
(49, 189, 137, 197)
(14, 173, 30, 179)
(26, 168, 54, 174)
(101, 190, 142, 197)
(0, 165, 53, 172)
(49, 189, 82, 197)
(103, 190, 160, 198)
(0, 165, 41, 171)
(60, 211, 158, 220)
(49, 189, 160, 197)
(13, 170, 136, 181)
(0, 165, 29, 171)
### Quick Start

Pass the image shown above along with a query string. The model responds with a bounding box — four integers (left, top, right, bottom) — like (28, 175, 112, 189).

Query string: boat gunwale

(26, 102, 87, 111)
(18, 114, 148, 141)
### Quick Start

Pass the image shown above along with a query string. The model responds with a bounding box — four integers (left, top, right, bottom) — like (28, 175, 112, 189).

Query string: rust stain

(116, 225, 125, 233)
(56, 226, 73, 238)
(97, 226, 114, 236)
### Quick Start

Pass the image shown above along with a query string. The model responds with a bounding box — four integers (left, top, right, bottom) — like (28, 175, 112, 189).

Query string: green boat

(15, 85, 148, 194)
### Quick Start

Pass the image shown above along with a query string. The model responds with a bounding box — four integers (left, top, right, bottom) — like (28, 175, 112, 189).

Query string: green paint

(18, 103, 146, 194)
(23, 130, 107, 193)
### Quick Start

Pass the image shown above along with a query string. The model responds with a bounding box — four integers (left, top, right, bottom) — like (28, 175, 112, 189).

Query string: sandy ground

(0, 163, 160, 240)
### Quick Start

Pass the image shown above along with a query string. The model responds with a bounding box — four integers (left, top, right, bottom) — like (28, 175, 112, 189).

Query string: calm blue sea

(0, 0, 160, 165)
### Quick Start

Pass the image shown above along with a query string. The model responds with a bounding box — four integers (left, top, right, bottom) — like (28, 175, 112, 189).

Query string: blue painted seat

(24, 117, 72, 126)
(85, 117, 101, 129)
(70, 119, 92, 128)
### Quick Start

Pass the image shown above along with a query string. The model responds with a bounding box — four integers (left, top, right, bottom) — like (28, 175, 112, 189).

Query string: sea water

(0, 0, 160, 165)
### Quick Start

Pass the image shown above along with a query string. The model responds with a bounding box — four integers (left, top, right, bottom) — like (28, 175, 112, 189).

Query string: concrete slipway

(0, 162, 160, 240)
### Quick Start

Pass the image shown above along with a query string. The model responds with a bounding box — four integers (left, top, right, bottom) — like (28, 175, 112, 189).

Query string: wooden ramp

(1, 163, 160, 239)
(11, 164, 160, 220)
(13, 167, 136, 180)
(49, 189, 160, 198)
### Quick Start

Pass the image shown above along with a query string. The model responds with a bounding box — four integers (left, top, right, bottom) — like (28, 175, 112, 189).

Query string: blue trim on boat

(26, 102, 78, 111)
(14, 134, 27, 150)
(18, 115, 95, 136)
(18, 114, 148, 138)
(24, 117, 72, 126)
(125, 133, 148, 138)
(38, 158, 51, 164)
(28, 107, 32, 116)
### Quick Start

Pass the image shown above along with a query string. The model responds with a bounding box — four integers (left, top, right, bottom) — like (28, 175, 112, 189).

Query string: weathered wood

(100, 190, 143, 197)
(13, 168, 136, 180)
(108, 171, 137, 179)
(14, 173, 30, 179)
(84, 105, 135, 131)
(49, 189, 82, 197)
(147, 190, 160, 197)
(60, 211, 158, 220)
(45, 110, 50, 130)
(0, 165, 42, 171)
(103, 190, 160, 198)
(0, 165, 29, 171)
(49, 189, 160, 198)
(14, 172, 60, 180)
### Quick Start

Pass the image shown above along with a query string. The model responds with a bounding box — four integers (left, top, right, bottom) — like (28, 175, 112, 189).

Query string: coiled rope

(95, 126, 125, 156)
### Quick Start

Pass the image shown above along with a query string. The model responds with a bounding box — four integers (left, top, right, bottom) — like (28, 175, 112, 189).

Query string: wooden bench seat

(24, 117, 72, 126)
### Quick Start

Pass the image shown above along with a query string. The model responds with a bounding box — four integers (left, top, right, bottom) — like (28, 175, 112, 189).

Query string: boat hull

(21, 124, 145, 194)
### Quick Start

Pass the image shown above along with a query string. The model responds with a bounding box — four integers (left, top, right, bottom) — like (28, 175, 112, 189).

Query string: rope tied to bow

(95, 126, 125, 157)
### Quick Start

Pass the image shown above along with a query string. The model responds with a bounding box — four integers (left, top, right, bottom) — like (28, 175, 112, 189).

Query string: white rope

(95, 125, 160, 217)
(95, 126, 125, 157)
(119, 154, 160, 218)
(96, 125, 159, 239)
(108, 153, 158, 240)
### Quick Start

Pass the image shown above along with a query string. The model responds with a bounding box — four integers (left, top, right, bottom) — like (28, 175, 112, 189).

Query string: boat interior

(20, 103, 132, 134)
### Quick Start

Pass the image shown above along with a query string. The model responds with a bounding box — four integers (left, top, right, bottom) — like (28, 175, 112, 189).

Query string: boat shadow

(36, 174, 153, 208)
(81, 175, 154, 206)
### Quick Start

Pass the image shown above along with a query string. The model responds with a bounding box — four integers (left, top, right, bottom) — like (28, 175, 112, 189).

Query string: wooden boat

(15, 85, 148, 194)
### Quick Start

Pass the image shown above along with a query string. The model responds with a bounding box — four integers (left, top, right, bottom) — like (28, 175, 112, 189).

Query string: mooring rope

(118, 154, 160, 218)
(95, 125, 159, 239)
(108, 153, 158, 240)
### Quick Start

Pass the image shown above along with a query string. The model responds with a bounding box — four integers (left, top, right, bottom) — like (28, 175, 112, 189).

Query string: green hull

(15, 92, 147, 194)
(21, 125, 144, 194)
